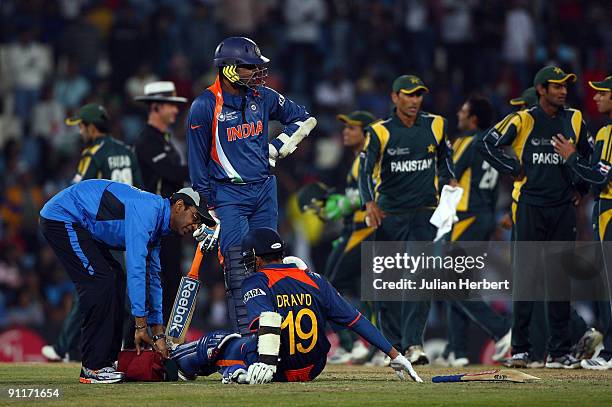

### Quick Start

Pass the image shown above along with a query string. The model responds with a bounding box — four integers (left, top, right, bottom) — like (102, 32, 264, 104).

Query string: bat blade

(165, 247, 203, 345)
(432, 369, 541, 383)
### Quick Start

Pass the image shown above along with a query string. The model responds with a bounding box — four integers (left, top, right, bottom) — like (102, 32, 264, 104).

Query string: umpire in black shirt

(134, 81, 189, 323)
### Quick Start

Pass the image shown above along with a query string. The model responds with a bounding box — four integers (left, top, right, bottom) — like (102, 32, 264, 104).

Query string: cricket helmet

(214, 37, 269, 90)
(241, 227, 285, 273)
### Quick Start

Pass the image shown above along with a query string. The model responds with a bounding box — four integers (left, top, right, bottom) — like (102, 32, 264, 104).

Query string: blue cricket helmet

(213, 37, 270, 67)
(241, 227, 285, 273)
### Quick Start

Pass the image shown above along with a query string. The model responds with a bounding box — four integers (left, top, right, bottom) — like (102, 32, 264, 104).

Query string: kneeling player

(171, 227, 422, 384)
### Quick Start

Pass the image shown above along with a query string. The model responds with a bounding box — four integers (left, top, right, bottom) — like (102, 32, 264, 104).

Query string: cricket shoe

(545, 354, 581, 369)
(432, 355, 450, 367)
(448, 352, 469, 367)
(41, 345, 68, 362)
(571, 328, 603, 360)
(365, 350, 390, 367)
(327, 347, 352, 364)
(350, 341, 370, 364)
(405, 345, 429, 365)
(79, 366, 124, 384)
(580, 357, 611, 370)
(504, 352, 530, 368)
(492, 329, 512, 362)
(527, 360, 545, 368)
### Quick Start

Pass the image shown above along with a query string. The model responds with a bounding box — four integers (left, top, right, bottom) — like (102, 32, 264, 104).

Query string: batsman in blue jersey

(39, 180, 215, 384)
(187, 37, 317, 333)
(171, 228, 422, 384)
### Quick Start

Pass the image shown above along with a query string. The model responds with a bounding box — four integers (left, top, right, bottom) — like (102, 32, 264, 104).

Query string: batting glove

(246, 362, 276, 385)
(221, 368, 248, 384)
(268, 143, 279, 167)
(193, 214, 220, 252)
(390, 354, 423, 383)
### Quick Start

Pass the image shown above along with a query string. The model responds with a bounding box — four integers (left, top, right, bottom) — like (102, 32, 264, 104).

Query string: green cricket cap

(510, 87, 538, 107)
(392, 75, 429, 94)
(65, 103, 109, 126)
(533, 66, 576, 87)
(336, 110, 376, 127)
(589, 75, 612, 92)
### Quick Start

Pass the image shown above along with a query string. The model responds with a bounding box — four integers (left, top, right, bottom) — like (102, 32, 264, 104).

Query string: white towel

(430, 185, 464, 241)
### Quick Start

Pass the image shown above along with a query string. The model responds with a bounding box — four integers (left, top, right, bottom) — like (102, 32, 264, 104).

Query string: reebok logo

(167, 279, 198, 335)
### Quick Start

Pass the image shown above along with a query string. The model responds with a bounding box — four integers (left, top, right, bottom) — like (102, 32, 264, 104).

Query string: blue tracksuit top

(40, 179, 170, 324)
(187, 76, 311, 204)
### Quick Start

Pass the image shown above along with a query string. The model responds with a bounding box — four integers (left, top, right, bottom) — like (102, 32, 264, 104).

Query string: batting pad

(258, 311, 282, 365)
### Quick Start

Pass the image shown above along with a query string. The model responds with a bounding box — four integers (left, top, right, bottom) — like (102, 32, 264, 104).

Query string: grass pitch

(0, 363, 610, 406)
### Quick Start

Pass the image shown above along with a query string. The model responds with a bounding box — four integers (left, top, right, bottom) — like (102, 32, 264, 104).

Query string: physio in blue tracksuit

(39, 180, 214, 384)
(187, 37, 317, 332)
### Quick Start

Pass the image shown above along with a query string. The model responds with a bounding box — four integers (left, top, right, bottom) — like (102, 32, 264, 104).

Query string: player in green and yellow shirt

(359, 75, 456, 365)
(552, 75, 612, 370)
(478, 66, 592, 369)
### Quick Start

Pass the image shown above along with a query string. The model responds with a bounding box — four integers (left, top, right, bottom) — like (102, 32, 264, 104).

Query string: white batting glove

(268, 144, 279, 167)
(389, 354, 423, 383)
(221, 368, 248, 384)
(246, 362, 276, 385)
(193, 213, 220, 252)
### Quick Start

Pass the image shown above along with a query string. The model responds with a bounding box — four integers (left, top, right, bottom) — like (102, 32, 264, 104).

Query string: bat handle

(187, 244, 204, 279)
(432, 375, 463, 383)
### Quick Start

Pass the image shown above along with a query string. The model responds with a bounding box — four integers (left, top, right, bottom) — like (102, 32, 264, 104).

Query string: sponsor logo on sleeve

(243, 288, 266, 303)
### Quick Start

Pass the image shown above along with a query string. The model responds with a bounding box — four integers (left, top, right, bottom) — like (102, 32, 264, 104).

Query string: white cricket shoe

(41, 345, 67, 362)
(581, 357, 610, 370)
(492, 330, 512, 361)
(365, 350, 390, 367)
(448, 352, 469, 367)
(328, 347, 352, 364)
(350, 341, 370, 364)
(405, 345, 429, 365)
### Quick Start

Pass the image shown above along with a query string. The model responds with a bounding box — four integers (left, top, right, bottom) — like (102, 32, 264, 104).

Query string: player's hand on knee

(246, 362, 276, 384)
(221, 368, 248, 384)
(390, 354, 423, 383)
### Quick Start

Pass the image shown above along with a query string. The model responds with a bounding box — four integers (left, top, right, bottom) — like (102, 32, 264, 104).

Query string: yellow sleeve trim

(430, 115, 445, 144)
(569, 109, 583, 143)
(511, 111, 535, 164)
(452, 136, 474, 164)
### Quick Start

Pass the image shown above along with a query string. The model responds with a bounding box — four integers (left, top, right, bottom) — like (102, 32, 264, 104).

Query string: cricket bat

(432, 369, 541, 383)
(165, 244, 204, 345)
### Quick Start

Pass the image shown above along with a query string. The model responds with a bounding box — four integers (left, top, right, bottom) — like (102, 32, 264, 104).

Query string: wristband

(135, 324, 147, 330)
(152, 333, 166, 342)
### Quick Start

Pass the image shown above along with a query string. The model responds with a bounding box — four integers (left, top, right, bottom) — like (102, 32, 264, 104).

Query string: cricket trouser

(53, 293, 82, 358)
(445, 211, 510, 358)
(592, 199, 612, 360)
(375, 208, 435, 352)
(324, 224, 375, 351)
(40, 217, 125, 370)
(511, 200, 575, 357)
(211, 176, 278, 334)
(160, 234, 182, 325)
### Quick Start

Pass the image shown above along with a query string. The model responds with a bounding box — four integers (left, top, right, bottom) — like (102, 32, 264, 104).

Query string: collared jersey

(452, 131, 499, 213)
(74, 135, 143, 187)
(241, 263, 362, 374)
(478, 105, 592, 206)
(359, 112, 455, 212)
(187, 77, 311, 204)
(40, 179, 170, 324)
(565, 121, 612, 200)
(135, 124, 189, 198)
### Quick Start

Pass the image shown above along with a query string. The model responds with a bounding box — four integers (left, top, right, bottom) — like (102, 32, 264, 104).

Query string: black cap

(171, 187, 215, 227)
(241, 227, 285, 257)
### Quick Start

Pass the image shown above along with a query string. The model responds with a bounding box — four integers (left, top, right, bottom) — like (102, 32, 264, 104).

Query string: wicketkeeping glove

(389, 354, 423, 383)
(246, 362, 276, 384)
(193, 213, 220, 252)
